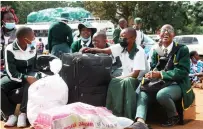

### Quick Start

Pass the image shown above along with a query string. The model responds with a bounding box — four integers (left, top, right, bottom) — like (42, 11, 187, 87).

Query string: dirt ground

(1, 88, 203, 129)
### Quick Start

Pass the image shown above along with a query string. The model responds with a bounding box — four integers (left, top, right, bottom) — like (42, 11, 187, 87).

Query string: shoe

(124, 121, 150, 129)
(17, 113, 27, 128)
(161, 115, 180, 127)
(4, 115, 17, 127)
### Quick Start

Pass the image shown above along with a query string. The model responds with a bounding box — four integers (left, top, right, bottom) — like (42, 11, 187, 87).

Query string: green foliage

(84, 1, 202, 34)
(131, 1, 191, 33)
(187, 1, 203, 26)
(180, 25, 203, 35)
(84, 1, 118, 23)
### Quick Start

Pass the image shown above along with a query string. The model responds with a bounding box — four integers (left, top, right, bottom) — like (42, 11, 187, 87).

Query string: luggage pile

(27, 7, 92, 23)
(6, 53, 113, 127)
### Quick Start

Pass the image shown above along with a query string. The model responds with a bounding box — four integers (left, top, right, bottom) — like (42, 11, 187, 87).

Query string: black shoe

(125, 121, 150, 129)
(161, 115, 180, 127)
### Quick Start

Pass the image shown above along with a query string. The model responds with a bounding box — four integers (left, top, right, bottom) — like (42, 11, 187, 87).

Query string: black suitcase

(60, 53, 112, 106)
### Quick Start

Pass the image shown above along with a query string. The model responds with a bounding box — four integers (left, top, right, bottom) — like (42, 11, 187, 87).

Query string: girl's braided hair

(1, 6, 19, 26)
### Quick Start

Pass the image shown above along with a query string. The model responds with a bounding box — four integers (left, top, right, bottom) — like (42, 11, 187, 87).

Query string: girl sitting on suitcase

(71, 22, 97, 53)
(82, 27, 149, 119)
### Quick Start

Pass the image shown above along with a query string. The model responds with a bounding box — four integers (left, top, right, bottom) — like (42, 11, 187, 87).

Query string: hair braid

(1, 6, 19, 26)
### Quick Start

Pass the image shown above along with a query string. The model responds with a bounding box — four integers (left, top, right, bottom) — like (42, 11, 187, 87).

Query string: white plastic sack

(33, 102, 132, 129)
(148, 44, 164, 65)
(49, 58, 62, 74)
(27, 59, 68, 125)
(153, 44, 165, 57)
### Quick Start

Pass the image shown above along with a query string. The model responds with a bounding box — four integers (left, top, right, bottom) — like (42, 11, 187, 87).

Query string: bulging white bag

(27, 59, 68, 125)
(153, 44, 165, 56)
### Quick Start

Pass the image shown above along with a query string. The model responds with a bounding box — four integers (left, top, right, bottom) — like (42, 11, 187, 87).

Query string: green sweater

(151, 42, 195, 110)
(48, 21, 73, 52)
(113, 28, 121, 44)
(71, 39, 94, 53)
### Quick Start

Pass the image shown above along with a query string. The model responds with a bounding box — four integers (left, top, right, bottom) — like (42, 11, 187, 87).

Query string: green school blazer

(150, 42, 195, 110)
(71, 40, 82, 53)
(71, 39, 94, 53)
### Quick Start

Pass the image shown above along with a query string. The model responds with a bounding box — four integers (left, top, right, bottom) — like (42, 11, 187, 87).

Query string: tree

(83, 1, 192, 33)
(84, 1, 117, 23)
(134, 1, 190, 33)
(187, 1, 203, 26)
(69, 1, 84, 8)
(84, 1, 137, 24)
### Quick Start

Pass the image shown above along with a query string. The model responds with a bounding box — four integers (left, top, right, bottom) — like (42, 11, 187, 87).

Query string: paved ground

(1, 88, 203, 129)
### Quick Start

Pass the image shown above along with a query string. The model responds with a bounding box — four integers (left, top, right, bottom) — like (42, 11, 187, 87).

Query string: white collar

(162, 42, 173, 54)
(81, 37, 92, 47)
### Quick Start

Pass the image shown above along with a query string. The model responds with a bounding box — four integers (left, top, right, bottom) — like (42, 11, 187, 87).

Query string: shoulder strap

(164, 43, 183, 71)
